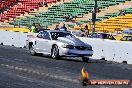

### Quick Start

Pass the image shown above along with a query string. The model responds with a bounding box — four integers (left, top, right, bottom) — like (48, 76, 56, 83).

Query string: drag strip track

(0, 45, 132, 88)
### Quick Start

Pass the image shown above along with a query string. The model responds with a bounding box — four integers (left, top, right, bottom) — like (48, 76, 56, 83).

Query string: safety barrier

(0, 30, 132, 64)
(79, 37, 132, 64)
(0, 28, 30, 32)
(0, 30, 32, 48)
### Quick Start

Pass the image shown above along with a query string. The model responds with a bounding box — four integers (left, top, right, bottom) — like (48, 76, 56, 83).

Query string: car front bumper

(59, 47, 93, 57)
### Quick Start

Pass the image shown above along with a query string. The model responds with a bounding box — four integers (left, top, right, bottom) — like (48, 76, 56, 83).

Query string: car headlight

(86, 46, 92, 50)
(62, 44, 74, 49)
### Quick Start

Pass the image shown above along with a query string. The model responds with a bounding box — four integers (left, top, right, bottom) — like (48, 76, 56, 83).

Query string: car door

(36, 32, 52, 54)
(35, 32, 44, 52)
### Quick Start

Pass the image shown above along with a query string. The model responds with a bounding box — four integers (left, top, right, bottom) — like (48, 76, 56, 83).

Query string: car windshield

(50, 32, 73, 40)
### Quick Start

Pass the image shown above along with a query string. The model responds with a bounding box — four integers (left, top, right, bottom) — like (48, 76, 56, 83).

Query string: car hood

(57, 37, 89, 46)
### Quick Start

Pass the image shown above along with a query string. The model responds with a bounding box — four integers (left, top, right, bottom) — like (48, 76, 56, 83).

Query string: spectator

(119, 10, 126, 16)
(37, 23, 43, 32)
(38, 2, 43, 6)
(96, 7, 100, 13)
(84, 30, 89, 37)
(60, 23, 67, 31)
(69, 14, 74, 21)
(74, 15, 77, 21)
(63, 14, 66, 20)
(119, 10, 123, 15)
(122, 10, 126, 16)
(79, 3, 83, 9)
(44, 26, 48, 30)
(54, 25, 59, 30)
(31, 23, 37, 33)
(84, 24, 89, 36)
(79, 28, 85, 37)
(64, 14, 69, 21)
(43, 0, 48, 7)
(85, 24, 88, 29)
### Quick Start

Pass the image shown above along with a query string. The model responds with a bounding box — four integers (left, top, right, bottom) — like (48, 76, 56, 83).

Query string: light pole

(92, 0, 97, 33)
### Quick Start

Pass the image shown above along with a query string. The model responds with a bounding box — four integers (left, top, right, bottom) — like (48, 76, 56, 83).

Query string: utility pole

(92, 0, 97, 33)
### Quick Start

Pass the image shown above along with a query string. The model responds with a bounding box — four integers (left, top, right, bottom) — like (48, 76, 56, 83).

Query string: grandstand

(74, 1, 132, 32)
(95, 14, 132, 32)
(0, 0, 64, 31)
(0, 0, 132, 33)
(0, 0, 60, 21)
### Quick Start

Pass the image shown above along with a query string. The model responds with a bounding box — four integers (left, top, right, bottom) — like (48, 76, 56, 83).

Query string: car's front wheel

(51, 45, 59, 59)
(82, 57, 89, 62)
(29, 44, 36, 56)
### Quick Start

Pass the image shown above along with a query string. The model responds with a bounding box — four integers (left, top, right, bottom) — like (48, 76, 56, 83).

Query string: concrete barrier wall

(0, 30, 38, 47)
(0, 30, 132, 64)
(0, 30, 28, 47)
(79, 37, 132, 64)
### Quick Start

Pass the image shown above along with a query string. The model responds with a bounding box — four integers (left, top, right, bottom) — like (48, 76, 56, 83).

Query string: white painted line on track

(0, 63, 80, 83)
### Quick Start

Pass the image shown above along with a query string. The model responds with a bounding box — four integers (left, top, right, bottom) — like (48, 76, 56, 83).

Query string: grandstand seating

(0, 0, 18, 12)
(96, 7, 132, 21)
(9, 0, 126, 28)
(0, 0, 59, 22)
(71, 1, 132, 32)
(77, 7, 132, 32)
(95, 13, 132, 32)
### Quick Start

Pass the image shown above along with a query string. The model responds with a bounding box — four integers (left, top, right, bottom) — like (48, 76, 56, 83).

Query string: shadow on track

(35, 54, 111, 64)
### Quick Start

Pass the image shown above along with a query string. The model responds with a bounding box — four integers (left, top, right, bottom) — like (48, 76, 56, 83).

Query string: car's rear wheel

(82, 57, 89, 62)
(51, 45, 59, 59)
(29, 45, 36, 56)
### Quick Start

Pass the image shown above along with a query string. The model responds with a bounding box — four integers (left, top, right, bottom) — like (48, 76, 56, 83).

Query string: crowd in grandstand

(30, 22, 90, 37)
(119, 10, 126, 16)
(30, 23, 68, 33)
(0, 0, 19, 13)
(38, 0, 48, 7)
(64, 14, 74, 22)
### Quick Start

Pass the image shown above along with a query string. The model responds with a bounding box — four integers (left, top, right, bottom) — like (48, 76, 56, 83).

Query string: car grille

(75, 46, 87, 50)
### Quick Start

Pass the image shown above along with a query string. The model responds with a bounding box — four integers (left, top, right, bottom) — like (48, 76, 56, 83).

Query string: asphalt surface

(0, 45, 132, 88)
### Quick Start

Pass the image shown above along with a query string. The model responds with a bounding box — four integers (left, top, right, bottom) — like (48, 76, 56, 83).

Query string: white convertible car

(26, 30, 93, 62)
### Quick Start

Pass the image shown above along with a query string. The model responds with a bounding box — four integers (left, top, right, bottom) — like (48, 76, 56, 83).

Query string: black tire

(82, 79, 87, 86)
(100, 57, 105, 61)
(51, 45, 59, 59)
(29, 45, 36, 56)
(122, 61, 127, 64)
(82, 78, 91, 86)
(82, 57, 89, 62)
